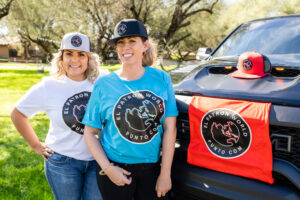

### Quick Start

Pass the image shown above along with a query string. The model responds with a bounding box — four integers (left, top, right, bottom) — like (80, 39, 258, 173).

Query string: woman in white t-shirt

(10, 33, 107, 200)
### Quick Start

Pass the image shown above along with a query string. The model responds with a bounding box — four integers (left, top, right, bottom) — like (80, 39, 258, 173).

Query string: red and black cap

(231, 51, 271, 79)
(107, 19, 148, 46)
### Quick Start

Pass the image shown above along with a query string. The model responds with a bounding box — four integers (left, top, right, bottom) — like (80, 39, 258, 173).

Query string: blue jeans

(44, 152, 102, 200)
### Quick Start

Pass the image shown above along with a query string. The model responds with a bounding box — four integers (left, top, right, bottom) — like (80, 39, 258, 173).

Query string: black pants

(96, 161, 170, 200)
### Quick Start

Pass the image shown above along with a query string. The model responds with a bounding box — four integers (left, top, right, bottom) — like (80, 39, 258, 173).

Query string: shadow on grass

(0, 114, 54, 200)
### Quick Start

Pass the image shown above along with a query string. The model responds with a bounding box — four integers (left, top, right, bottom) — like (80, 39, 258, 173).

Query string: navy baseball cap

(107, 19, 148, 46)
(60, 32, 91, 52)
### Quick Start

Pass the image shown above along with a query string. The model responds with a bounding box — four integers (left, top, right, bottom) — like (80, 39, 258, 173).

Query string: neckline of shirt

(113, 66, 148, 83)
(64, 76, 89, 85)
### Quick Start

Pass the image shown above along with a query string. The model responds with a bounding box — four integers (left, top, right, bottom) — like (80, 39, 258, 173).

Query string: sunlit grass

(0, 69, 53, 199)
(0, 62, 48, 67)
(0, 62, 180, 73)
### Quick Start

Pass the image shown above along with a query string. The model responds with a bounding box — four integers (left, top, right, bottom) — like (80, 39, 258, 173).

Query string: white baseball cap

(60, 32, 91, 52)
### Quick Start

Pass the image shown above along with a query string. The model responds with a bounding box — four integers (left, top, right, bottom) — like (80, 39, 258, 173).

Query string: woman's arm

(10, 107, 54, 160)
(84, 125, 132, 186)
(156, 116, 177, 197)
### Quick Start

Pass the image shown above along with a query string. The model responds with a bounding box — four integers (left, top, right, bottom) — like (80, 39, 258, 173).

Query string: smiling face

(62, 49, 89, 81)
(116, 36, 149, 66)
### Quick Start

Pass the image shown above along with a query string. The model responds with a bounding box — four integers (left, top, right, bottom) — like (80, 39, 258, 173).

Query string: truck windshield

(213, 17, 300, 59)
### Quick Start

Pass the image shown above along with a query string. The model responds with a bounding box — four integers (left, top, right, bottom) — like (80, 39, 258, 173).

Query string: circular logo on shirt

(113, 90, 164, 144)
(71, 35, 82, 47)
(201, 108, 251, 158)
(62, 91, 91, 134)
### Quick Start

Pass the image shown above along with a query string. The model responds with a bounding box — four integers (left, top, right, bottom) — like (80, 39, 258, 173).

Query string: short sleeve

(82, 83, 103, 130)
(94, 69, 110, 81)
(15, 82, 46, 117)
(164, 73, 178, 117)
(99, 69, 110, 76)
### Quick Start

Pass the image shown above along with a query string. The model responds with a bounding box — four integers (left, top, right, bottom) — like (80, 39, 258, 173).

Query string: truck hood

(173, 55, 300, 106)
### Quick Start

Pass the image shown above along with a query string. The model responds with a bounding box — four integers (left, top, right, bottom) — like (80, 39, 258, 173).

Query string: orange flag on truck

(188, 96, 274, 184)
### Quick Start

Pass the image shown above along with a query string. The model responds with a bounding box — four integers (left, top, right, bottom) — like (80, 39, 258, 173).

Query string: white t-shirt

(16, 70, 109, 161)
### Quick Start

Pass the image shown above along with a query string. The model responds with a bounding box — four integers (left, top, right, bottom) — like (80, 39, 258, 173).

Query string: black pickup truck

(171, 15, 300, 200)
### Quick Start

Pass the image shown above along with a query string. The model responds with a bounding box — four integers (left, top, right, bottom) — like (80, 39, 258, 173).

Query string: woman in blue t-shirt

(83, 19, 178, 200)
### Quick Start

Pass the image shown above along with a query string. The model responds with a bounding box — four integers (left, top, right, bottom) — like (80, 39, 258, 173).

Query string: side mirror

(196, 47, 212, 60)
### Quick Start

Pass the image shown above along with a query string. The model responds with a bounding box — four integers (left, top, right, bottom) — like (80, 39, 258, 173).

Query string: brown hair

(142, 38, 157, 67)
(50, 50, 100, 83)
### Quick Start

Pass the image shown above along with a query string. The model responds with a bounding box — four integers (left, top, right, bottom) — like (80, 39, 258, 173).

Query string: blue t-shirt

(82, 67, 178, 164)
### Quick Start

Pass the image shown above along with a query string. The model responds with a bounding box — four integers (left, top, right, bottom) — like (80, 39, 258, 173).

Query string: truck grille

(176, 113, 300, 170)
(270, 125, 300, 168)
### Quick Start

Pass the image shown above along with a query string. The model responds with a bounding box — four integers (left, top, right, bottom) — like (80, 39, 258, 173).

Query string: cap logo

(117, 23, 127, 36)
(71, 35, 82, 47)
(243, 59, 252, 71)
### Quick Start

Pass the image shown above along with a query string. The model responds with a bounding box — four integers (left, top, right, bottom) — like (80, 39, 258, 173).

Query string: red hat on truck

(231, 51, 271, 79)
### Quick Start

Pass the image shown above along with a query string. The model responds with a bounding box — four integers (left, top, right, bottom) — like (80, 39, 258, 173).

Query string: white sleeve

(94, 69, 110, 82)
(99, 69, 110, 77)
(15, 81, 46, 117)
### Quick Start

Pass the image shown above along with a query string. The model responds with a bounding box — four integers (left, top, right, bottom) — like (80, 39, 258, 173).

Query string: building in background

(0, 37, 9, 61)
(0, 36, 46, 63)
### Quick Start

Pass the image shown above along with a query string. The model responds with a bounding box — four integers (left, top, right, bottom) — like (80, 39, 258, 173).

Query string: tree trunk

(0, 0, 13, 20)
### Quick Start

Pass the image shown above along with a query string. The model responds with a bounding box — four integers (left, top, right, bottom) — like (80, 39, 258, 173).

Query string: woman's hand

(105, 165, 132, 186)
(11, 108, 54, 161)
(156, 173, 172, 197)
(155, 116, 176, 197)
(84, 126, 132, 186)
(32, 142, 54, 161)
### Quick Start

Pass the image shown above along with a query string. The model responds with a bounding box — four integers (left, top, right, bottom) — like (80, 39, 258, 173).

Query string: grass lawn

(0, 65, 179, 199)
(0, 62, 179, 72)
(0, 69, 53, 199)
(0, 62, 49, 67)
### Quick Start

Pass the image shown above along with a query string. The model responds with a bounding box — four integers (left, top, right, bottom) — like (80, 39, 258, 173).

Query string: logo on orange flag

(202, 108, 251, 158)
(188, 96, 274, 184)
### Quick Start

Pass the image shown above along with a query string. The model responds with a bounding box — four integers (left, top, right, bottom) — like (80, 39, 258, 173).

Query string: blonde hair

(142, 38, 157, 67)
(50, 50, 100, 83)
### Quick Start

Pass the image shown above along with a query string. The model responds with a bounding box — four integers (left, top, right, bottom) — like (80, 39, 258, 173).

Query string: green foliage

(167, 0, 300, 52)
(0, 69, 53, 199)
(2, 0, 300, 60)
(277, 0, 300, 14)
(100, 64, 122, 72)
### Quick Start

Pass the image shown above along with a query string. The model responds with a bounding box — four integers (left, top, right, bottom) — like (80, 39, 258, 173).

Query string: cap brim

(107, 35, 148, 46)
(107, 38, 118, 46)
(231, 70, 268, 79)
(59, 47, 90, 53)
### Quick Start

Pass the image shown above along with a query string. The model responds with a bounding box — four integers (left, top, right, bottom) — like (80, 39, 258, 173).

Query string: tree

(185, 0, 300, 54)
(0, 0, 13, 20)
(76, 0, 121, 61)
(164, 0, 218, 47)
(6, 0, 85, 60)
(122, 0, 161, 23)
(278, 0, 300, 14)
(6, 0, 299, 63)
(4, 0, 222, 62)
(123, 0, 219, 59)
